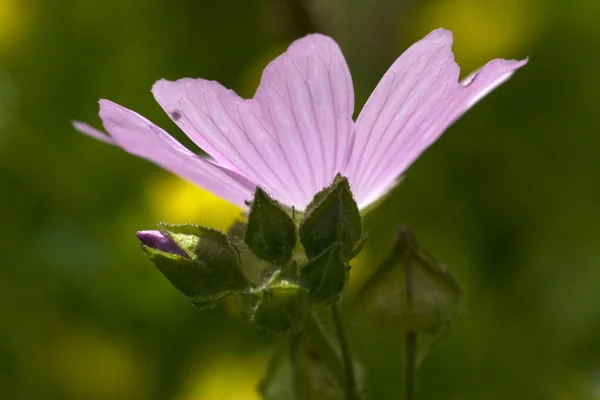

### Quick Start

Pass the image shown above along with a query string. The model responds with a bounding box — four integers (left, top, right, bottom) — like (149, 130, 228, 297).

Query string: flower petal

(72, 121, 114, 144)
(152, 34, 355, 209)
(153, 79, 301, 206)
(346, 29, 526, 208)
(459, 57, 528, 110)
(76, 99, 255, 208)
(253, 34, 355, 205)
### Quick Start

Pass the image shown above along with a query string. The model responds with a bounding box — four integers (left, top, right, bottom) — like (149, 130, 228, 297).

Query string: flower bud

(299, 175, 363, 261)
(136, 230, 186, 257)
(356, 227, 461, 333)
(138, 224, 250, 307)
(245, 187, 297, 264)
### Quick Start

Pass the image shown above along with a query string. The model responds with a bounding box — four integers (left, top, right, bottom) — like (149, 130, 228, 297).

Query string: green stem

(405, 332, 417, 400)
(258, 338, 287, 396)
(404, 248, 417, 400)
(331, 303, 360, 400)
(303, 314, 346, 385)
(289, 334, 301, 396)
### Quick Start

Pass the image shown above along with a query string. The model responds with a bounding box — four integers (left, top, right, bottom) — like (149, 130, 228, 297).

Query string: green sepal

(147, 224, 250, 305)
(251, 277, 310, 334)
(160, 223, 239, 264)
(141, 246, 239, 307)
(299, 175, 362, 260)
(245, 187, 297, 263)
(300, 244, 348, 304)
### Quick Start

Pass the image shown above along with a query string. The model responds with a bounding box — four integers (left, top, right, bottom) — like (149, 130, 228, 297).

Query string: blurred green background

(1, 0, 600, 398)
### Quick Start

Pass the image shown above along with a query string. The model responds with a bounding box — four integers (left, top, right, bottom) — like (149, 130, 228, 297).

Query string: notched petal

(461, 57, 529, 108)
(346, 28, 527, 209)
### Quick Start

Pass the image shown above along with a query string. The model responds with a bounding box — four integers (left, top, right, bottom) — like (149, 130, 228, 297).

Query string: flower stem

(258, 337, 286, 396)
(331, 303, 360, 400)
(289, 334, 301, 396)
(404, 247, 417, 400)
(304, 314, 346, 385)
(405, 331, 418, 400)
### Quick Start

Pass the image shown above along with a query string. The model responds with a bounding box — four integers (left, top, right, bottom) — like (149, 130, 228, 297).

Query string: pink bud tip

(136, 230, 187, 257)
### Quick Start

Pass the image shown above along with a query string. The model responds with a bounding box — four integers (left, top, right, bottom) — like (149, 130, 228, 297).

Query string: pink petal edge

(346, 28, 527, 209)
(77, 99, 255, 208)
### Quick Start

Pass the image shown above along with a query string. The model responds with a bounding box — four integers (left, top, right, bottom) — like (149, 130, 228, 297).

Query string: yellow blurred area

(178, 352, 267, 400)
(0, 0, 28, 53)
(146, 173, 243, 231)
(45, 328, 148, 399)
(346, 245, 375, 296)
(415, 0, 546, 70)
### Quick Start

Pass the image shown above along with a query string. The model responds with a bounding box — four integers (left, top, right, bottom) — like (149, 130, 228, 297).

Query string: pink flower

(74, 29, 526, 211)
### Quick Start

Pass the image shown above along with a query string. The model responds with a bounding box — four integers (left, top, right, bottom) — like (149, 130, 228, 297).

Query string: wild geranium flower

(74, 29, 526, 211)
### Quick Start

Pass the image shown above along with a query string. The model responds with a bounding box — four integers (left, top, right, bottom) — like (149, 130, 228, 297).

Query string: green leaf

(251, 279, 310, 334)
(300, 244, 348, 304)
(300, 176, 362, 260)
(245, 187, 297, 263)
